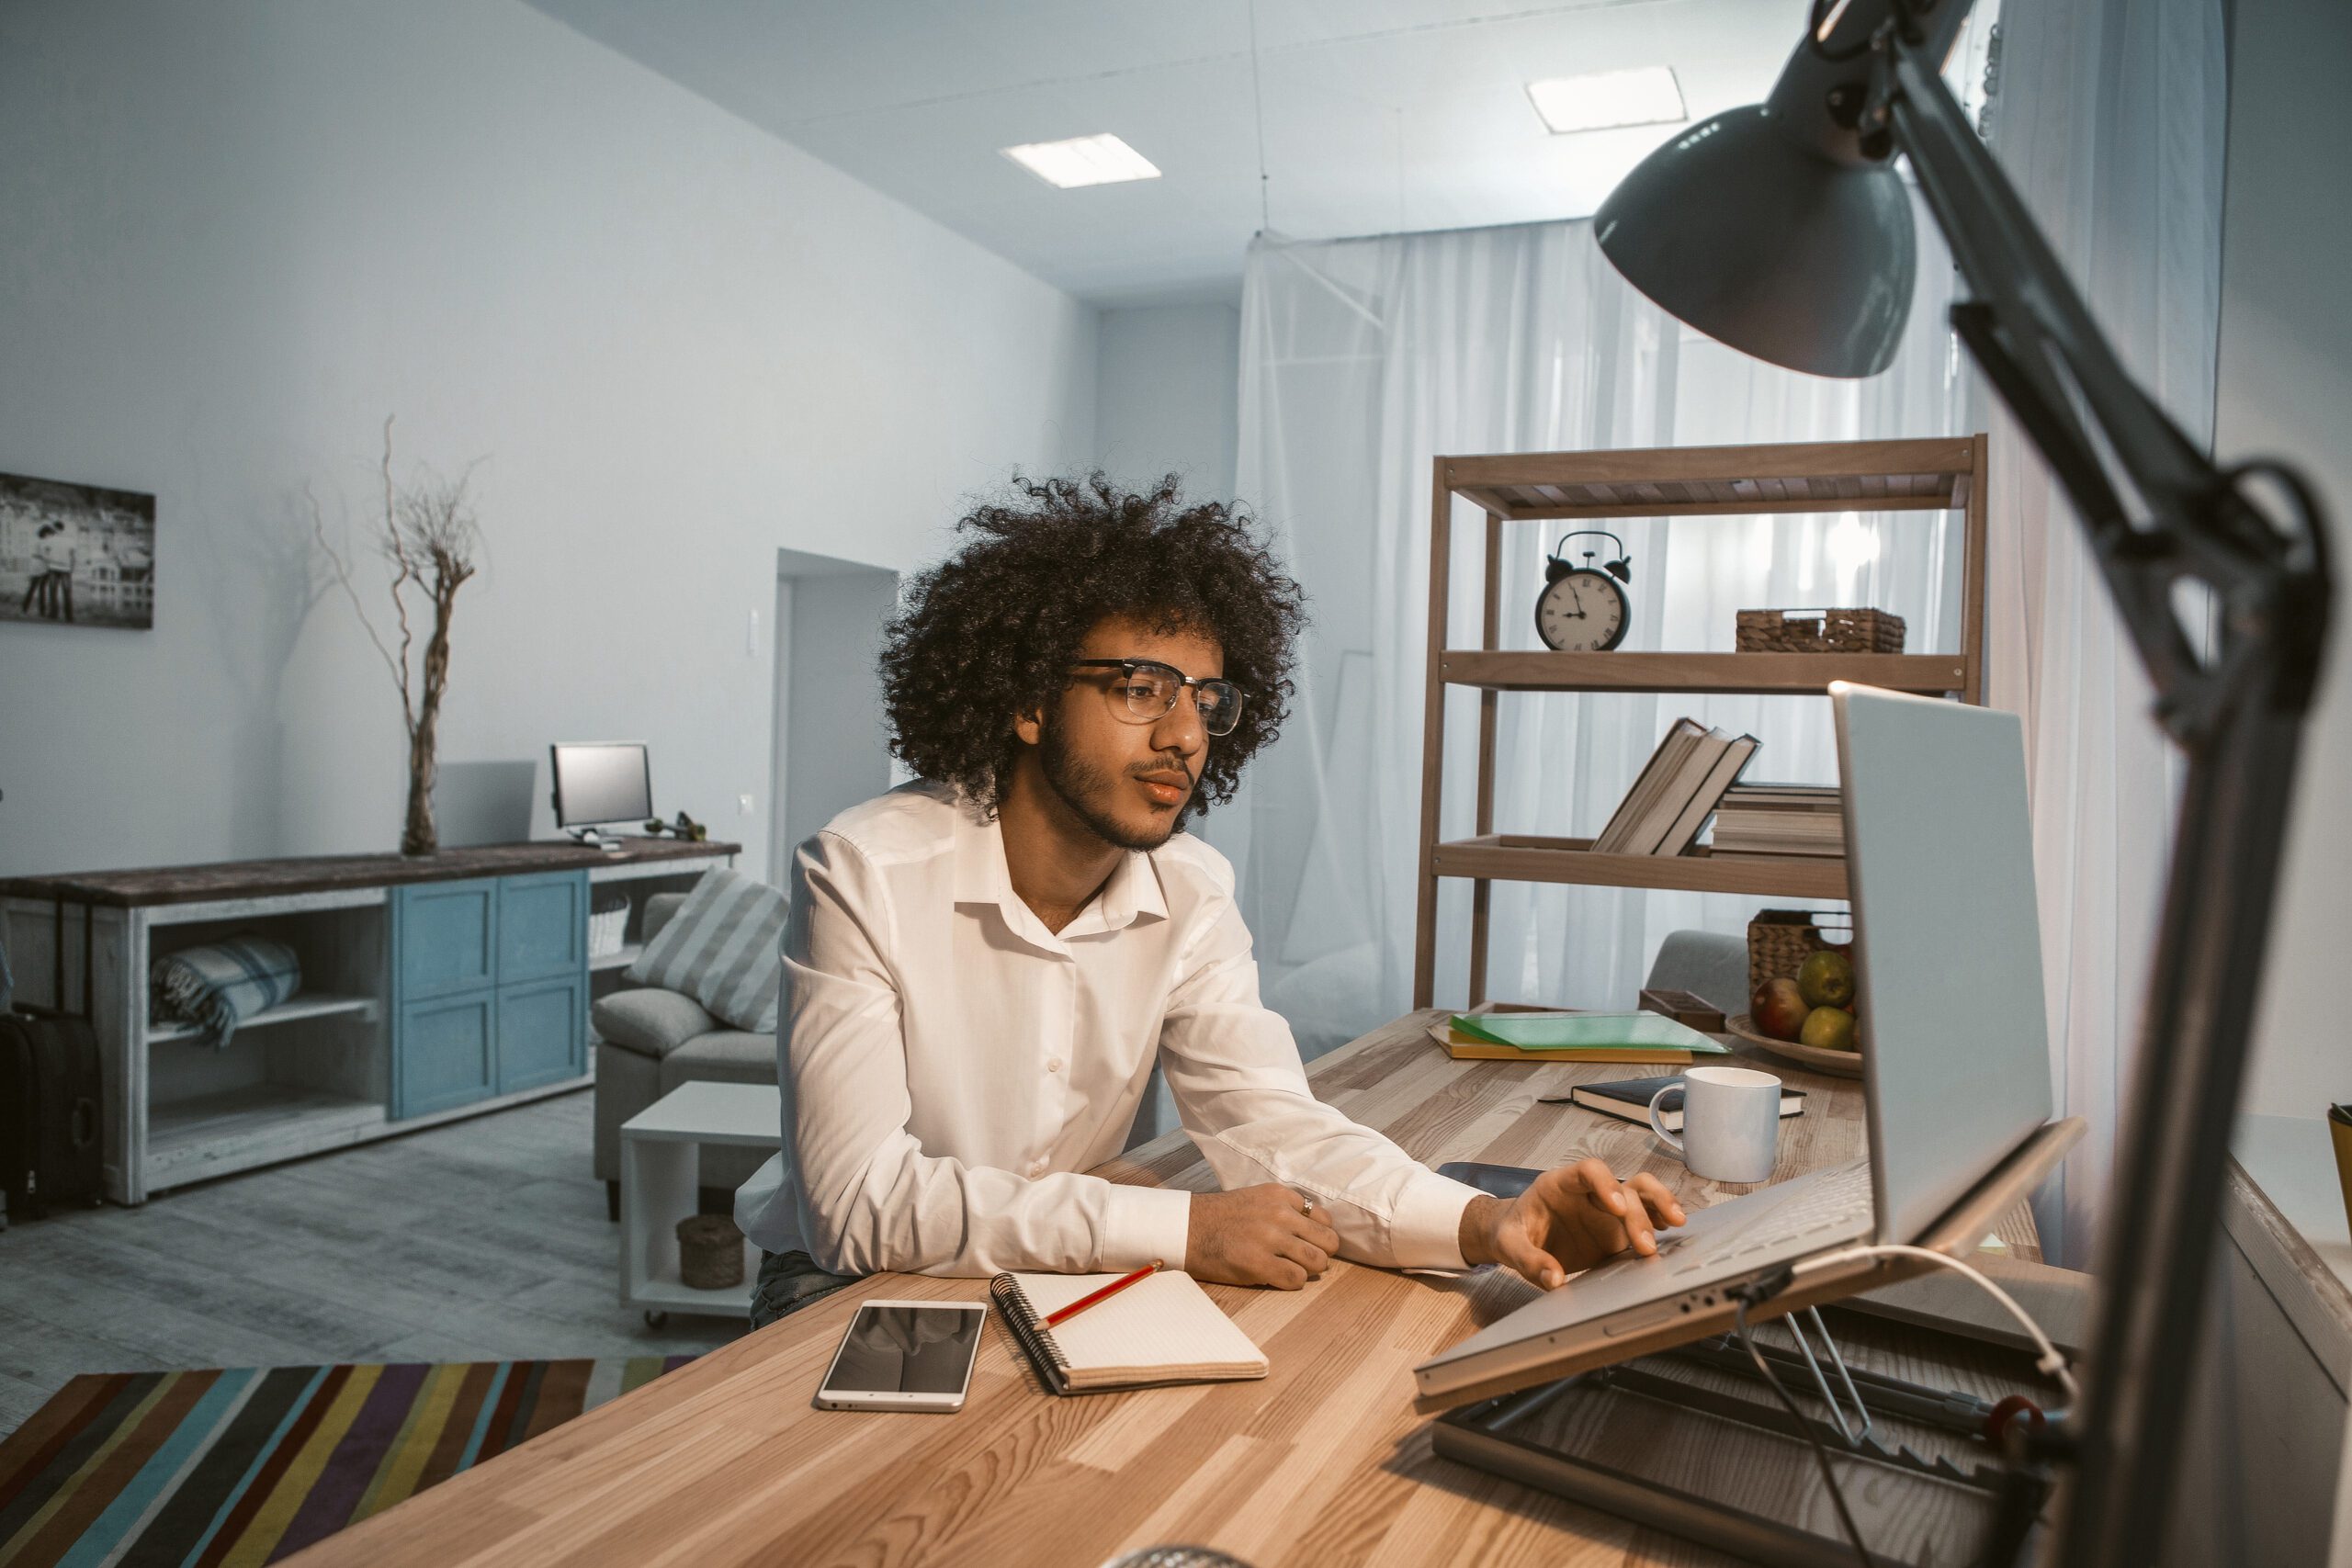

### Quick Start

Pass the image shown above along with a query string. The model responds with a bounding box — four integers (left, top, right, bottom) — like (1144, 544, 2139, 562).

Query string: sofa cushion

(658, 1030, 779, 1092)
(592, 987, 720, 1059)
(625, 867, 786, 1032)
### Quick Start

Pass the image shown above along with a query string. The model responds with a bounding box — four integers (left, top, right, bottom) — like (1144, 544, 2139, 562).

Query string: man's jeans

(748, 1249, 860, 1330)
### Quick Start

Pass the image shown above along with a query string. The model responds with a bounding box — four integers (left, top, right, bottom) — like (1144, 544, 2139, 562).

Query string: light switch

(738, 793, 754, 816)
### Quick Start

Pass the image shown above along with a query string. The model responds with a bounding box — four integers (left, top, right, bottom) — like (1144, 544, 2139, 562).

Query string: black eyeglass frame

(1067, 659, 1247, 737)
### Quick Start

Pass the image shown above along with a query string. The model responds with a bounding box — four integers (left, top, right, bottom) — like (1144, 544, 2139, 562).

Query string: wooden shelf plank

(147, 1085, 387, 1184)
(145, 991, 377, 1044)
(1431, 835, 1849, 898)
(1438, 650, 1970, 695)
(1444, 438, 1977, 492)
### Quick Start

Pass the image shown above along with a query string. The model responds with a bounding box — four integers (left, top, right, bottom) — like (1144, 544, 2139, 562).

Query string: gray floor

(0, 1088, 745, 1438)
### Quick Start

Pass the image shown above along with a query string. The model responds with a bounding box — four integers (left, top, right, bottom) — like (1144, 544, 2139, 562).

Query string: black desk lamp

(1589, 4, 2333, 1564)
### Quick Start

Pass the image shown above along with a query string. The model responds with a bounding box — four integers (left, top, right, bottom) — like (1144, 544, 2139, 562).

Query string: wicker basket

(676, 1213, 744, 1291)
(1747, 908, 1856, 998)
(1735, 607, 1905, 654)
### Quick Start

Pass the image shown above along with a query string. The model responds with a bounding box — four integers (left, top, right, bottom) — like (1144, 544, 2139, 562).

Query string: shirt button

(1046, 1056, 1064, 1073)
(1028, 1158, 1048, 1178)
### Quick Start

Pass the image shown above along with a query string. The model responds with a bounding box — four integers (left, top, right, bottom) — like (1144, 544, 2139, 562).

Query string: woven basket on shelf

(1747, 908, 1856, 998)
(676, 1213, 744, 1291)
(1735, 607, 1905, 654)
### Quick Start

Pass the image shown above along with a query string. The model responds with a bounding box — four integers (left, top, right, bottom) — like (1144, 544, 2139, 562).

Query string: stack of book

(1708, 783, 1844, 858)
(1589, 718, 1759, 857)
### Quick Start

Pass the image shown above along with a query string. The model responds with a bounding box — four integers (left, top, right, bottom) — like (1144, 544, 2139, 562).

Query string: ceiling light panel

(1001, 133, 1161, 188)
(1526, 67, 1688, 135)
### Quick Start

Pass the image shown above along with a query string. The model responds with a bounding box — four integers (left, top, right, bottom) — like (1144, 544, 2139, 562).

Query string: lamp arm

(1866, 28, 2334, 1568)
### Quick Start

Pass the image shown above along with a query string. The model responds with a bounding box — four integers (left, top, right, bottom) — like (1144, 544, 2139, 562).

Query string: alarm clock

(1535, 531, 1633, 652)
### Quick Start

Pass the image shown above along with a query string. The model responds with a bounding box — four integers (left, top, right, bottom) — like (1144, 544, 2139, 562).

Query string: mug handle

(1647, 1084, 1685, 1154)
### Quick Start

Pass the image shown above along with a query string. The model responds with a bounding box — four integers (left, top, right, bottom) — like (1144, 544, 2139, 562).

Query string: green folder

(1448, 1011, 1731, 1054)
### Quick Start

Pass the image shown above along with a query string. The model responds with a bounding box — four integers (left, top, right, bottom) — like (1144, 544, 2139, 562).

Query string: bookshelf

(1413, 435, 1989, 1009)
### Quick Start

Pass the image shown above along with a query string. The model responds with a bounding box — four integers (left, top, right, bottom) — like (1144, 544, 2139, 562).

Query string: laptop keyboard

(1672, 1159, 1873, 1274)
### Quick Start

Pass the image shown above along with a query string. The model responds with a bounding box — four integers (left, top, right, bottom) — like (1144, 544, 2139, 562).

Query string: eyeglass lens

(1115, 664, 1242, 735)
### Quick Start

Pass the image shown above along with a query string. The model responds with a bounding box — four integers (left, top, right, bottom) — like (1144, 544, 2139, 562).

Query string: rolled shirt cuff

(1101, 1182, 1194, 1272)
(1387, 1169, 1486, 1271)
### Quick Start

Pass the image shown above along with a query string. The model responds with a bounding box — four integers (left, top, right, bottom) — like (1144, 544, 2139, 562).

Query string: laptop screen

(1833, 683, 2054, 1244)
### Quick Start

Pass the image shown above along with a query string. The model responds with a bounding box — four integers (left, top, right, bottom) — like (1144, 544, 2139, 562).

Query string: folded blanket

(151, 938, 302, 1050)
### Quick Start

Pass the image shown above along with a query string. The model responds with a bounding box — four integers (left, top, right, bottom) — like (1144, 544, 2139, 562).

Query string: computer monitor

(1832, 682, 2055, 1245)
(550, 742, 652, 846)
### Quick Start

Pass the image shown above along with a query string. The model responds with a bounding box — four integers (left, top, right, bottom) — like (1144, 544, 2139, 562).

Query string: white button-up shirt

(733, 781, 1482, 1277)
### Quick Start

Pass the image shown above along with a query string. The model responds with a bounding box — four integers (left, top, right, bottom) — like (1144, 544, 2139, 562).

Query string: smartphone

(1436, 1160, 1541, 1200)
(814, 1299, 988, 1412)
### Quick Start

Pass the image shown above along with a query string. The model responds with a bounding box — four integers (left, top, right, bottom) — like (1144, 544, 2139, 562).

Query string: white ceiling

(529, 0, 1811, 306)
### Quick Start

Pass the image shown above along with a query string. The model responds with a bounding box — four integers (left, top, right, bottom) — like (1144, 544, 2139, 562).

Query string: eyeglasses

(1069, 659, 1247, 737)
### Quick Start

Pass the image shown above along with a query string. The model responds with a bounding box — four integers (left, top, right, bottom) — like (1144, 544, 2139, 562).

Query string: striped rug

(0, 1356, 693, 1566)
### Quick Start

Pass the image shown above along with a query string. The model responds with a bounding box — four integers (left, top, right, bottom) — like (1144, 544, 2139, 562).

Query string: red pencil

(1043, 1260, 1163, 1327)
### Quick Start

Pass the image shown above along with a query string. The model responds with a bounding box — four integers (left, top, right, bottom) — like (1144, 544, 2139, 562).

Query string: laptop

(1413, 682, 2059, 1405)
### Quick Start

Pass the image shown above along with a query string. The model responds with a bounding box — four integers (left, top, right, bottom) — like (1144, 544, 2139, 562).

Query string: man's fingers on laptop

(1627, 1171, 1686, 1228)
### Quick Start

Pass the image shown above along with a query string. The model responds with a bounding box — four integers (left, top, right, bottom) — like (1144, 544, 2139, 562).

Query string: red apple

(1752, 978, 1810, 1042)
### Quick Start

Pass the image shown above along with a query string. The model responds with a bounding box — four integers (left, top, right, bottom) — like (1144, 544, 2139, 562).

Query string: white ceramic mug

(1648, 1066, 1782, 1183)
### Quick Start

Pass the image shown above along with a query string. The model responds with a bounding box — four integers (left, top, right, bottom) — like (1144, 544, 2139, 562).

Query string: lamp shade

(1593, 105, 1917, 378)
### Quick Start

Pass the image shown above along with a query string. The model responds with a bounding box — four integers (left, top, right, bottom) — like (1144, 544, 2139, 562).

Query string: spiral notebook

(989, 1269, 1269, 1395)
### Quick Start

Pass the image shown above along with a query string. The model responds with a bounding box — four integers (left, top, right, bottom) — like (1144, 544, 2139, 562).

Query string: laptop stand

(1432, 1305, 2048, 1568)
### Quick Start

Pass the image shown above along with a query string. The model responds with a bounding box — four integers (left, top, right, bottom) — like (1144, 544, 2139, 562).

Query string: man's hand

(1185, 1183, 1342, 1289)
(1458, 1157, 1687, 1289)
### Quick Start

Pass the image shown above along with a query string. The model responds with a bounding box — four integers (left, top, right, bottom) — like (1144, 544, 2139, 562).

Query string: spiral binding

(989, 1272, 1073, 1395)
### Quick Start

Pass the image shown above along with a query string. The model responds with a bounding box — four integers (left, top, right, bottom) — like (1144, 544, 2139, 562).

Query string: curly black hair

(880, 473, 1305, 821)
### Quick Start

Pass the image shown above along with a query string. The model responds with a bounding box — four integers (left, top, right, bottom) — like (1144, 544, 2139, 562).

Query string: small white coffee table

(618, 1080, 778, 1326)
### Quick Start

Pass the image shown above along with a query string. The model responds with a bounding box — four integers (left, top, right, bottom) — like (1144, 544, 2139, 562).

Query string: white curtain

(1982, 0, 2229, 1266)
(1223, 205, 1967, 1061)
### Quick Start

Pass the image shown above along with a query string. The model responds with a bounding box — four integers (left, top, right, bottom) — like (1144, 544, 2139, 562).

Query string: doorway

(769, 549, 899, 889)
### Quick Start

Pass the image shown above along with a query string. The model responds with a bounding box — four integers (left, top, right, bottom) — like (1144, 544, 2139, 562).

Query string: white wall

(1095, 304, 1241, 501)
(0, 0, 1095, 885)
(2222, 0, 2352, 1120)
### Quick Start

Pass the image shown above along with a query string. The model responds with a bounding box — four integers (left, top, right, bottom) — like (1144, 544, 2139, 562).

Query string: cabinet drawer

(394, 992, 496, 1119)
(497, 976, 585, 1095)
(395, 879, 499, 1000)
(499, 871, 586, 986)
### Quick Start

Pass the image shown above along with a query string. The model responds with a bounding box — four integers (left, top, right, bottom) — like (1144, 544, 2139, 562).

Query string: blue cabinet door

(499, 871, 586, 985)
(395, 993, 497, 1118)
(395, 879, 499, 999)
(497, 976, 585, 1094)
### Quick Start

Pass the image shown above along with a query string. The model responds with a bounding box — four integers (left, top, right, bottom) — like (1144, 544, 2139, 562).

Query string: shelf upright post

(1961, 432, 1989, 705)
(1467, 509, 1505, 1006)
(1414, 458, 1454, 1010)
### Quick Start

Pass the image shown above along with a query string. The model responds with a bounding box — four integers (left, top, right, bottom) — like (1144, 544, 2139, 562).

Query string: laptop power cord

(1728, 1247, 2082, 1568)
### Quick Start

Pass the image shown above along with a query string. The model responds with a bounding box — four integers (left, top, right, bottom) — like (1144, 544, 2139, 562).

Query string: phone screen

(822, 1303, 984, 1395)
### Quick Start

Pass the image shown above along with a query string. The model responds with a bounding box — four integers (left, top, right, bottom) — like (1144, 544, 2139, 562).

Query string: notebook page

(1012, 1271, 1265, 1376)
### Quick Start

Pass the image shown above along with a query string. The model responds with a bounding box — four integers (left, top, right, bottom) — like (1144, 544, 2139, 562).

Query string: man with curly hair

(733, 475, 1681, 1327)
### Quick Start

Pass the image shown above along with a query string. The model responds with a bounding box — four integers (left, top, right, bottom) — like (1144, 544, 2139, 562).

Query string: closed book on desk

(990, 1269, 1267, 1395)
(1429, 1023, 1695, 1066)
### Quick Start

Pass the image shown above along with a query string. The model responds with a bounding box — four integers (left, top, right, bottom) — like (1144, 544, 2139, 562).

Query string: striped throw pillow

(624, 867, 787, 1032)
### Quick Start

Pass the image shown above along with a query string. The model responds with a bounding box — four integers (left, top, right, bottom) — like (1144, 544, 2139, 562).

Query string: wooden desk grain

(288, 1010, 2040, 1568)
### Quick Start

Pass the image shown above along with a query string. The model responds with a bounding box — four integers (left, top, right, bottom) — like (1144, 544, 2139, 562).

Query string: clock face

(1536, 569, 1629, 652)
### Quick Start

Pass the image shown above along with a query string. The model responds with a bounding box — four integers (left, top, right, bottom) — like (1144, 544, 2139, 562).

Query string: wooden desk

(288, 1010, 2041, 1568)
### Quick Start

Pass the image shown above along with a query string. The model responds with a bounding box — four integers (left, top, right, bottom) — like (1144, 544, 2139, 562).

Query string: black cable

(1732, 1290, 1882, 1568)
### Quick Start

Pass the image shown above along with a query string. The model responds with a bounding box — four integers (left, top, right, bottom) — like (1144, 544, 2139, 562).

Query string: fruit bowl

(1725, 1012, 1864, 1078)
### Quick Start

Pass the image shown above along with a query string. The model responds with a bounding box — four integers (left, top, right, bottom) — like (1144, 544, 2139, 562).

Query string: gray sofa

(592, 892, 778, 1216)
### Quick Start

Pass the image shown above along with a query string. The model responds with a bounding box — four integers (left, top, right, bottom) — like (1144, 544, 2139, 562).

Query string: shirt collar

(950, 796, 1169, 948)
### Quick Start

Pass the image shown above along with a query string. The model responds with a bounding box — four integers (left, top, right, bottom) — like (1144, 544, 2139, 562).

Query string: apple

(1752, 978, 1810, 1042)
(1797, 949, 1856, 1010)
(1802, 1006, 1858, 1053)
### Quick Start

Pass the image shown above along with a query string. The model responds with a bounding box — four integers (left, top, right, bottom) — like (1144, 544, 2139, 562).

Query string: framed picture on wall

(0, 470, 155, 629)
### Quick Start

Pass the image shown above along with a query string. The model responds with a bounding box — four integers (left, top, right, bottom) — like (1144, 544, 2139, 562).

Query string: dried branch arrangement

(311, 416, 484, 856)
